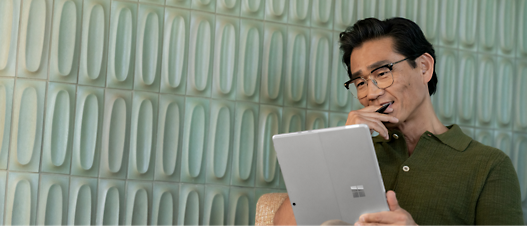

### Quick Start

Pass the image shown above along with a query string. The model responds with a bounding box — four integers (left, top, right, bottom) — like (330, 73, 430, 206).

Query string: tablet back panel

(273, 124, 389, 225)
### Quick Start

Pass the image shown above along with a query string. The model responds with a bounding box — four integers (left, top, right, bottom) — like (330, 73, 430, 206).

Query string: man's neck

(391, 97, 448, 155)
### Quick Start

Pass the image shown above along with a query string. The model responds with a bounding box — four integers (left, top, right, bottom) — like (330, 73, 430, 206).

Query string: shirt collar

(372, 124, 472, 152)
(431, 124, 472, 152)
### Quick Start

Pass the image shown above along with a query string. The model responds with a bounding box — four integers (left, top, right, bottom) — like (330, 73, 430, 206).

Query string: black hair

(339, 17, 437, 96)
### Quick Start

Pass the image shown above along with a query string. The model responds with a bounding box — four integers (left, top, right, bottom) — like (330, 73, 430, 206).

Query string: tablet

(272, 124, 389, 225)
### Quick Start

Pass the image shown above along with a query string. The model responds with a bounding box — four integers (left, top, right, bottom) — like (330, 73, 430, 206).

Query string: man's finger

(361, 112, 399, 123)
(386, 191, 400, 211)
(358, 105, 387, 113)
(363, 118, 389, 139)
(358, 211, 397, 224)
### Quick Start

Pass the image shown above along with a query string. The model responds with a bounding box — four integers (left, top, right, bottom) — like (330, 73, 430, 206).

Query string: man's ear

(418, 53, 434, 83)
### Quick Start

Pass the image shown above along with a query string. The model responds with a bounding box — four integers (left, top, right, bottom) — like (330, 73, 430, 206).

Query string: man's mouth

(377, 101, 394, 114)
(380, 101, 394, 107)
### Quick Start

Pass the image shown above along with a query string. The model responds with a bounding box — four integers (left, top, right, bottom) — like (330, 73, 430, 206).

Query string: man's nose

(366, 79, 383, 100)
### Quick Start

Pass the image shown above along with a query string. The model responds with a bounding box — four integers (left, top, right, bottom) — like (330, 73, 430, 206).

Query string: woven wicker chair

(255, 193, 289, 225)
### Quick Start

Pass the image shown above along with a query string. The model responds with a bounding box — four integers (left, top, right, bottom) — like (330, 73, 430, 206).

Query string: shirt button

(393, 134, 399, 139)
(402, 166, 410, 172)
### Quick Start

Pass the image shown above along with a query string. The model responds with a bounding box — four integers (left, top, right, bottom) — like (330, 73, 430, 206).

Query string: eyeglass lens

(348, 67, 394, 99)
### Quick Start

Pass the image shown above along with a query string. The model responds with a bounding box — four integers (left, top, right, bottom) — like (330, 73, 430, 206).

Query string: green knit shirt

(373, 124, 524, 225)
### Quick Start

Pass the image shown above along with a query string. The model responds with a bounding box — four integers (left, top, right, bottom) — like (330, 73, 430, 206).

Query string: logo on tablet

(350, 185, 365, 198)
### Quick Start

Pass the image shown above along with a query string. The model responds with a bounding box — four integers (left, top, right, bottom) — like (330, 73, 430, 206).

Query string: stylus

(375, 102, 391, 113)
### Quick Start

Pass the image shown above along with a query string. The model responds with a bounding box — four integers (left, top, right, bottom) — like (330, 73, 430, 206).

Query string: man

(274, 17, 524, 225)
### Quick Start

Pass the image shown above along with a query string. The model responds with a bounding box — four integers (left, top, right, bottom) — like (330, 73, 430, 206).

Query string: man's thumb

(386, 190, 400, 211)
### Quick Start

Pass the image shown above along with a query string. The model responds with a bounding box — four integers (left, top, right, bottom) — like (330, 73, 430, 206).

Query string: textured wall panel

(155, 94, 184, 182)
(181, 97, 210, 183)
(476, 55, 496, 128)
(151, 182, 179, 225)
(49, 0, 82, 83)
(284, 26, 308, 108)
(99, 89, 132, 179)
(202, 185, 229, 225)
(236, 19, 263, 103)
(283, 107, 306, 133)
(36, 174, 69, 225)
(520, 0, 527, 58)
(161, 8, 189, 95)
(134, 4, 164, 92)
(141, 0, 164, 4)
(516, 61, 527, 132)
(495, 57, 514, 130)
(231, 102, 258, 187)
(439, 0, 458, 47)
(212, 16, 239, 100)
(178, 183, 205, 225)
(435, 48, 457, 125)
(260, 23, 286, 105)
(217, 0, 241, 16)
(192, 0, 216, 12)
(354, 0, 377, 20)
(8, 80, 45, 172)
(0, 0, 20, 77)
(241, 0, 264, 19)
(128, 92, 158, 180)
(206, 100, 234, 185)
(265, 0, 288, 23)
(0, 78, 13, 169)
(460, 126, 475, 140)
(306, 110, 328, 130)
(0, 171, 5, 224)
(330, 32, 352, 112)
(495, 131, 513, 157)
(71, 86, 104, 177)
(459, 0, 477, 51)
(227, 187, 255, 225)
(378, 0, 398, 20)
(186, 12, 214, 97)
(167, 0, 191, 8)
(416, 0, 439, 45)
(78, 0, 110, 87)
(107, 1, 137, 90)
(398, 0, 419, 22)
(256, 105, 282, 188)
(311, 0, 333, 29)
(513, 134, 527, 201)
(308, 29, 332, 110)
(288, 0, 310, 26)
(17, 0, 52, 79)
(478, 0, 498, 53)
(96, 179, 125, 225)
(125, 181, 153, 225)
(4, 172, 38, 225)
(475, 129, 494, 147)
(329, 112, 348, 128)
(457, 52, 477, 127)
(68, 177, 97, 225)
(497, 0, 516, 57)
(334, 0, 355, 31)
(42, 83, 76, 174)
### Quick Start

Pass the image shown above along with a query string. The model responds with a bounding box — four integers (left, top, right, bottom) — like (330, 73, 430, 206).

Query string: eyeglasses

(344, 58, 408, 99)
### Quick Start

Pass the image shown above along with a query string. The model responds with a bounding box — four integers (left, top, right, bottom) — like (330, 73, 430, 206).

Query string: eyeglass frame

(343, 57, 409, 99)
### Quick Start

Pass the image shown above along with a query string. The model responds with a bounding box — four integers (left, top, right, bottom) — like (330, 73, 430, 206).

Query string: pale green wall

(0, 0, 526, 225)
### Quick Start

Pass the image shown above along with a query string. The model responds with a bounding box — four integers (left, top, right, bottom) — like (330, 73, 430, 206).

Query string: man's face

(348, 37, 430, 123)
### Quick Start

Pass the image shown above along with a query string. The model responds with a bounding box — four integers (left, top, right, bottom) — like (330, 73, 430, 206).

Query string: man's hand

(354, 191, 417, 226)
(346, 105, 399, 140)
